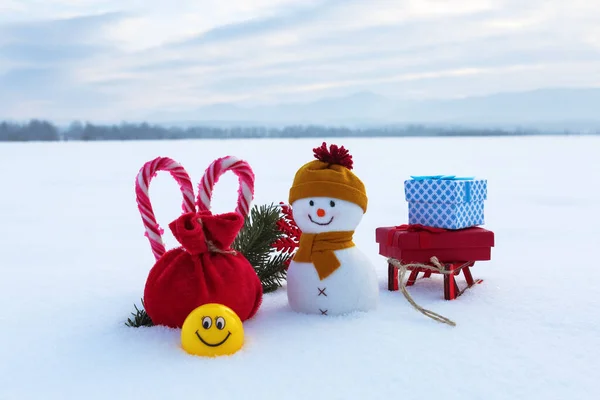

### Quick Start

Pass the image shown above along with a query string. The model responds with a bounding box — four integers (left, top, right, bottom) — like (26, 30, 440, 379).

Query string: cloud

(0, 42, 110, 64)
(102, 0, 320, 50)
(0, 12, 124, 67)
(0, 66, 116, 122)
(170, 0, 345, 48)
(0, 67, 64, 92)
(107, 0, 597, 98)
(0, 12, 125, 121)
(1, 0, 600, 121)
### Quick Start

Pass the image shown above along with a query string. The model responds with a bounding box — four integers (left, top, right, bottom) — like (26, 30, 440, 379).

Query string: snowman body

(286, 197, 379, 315)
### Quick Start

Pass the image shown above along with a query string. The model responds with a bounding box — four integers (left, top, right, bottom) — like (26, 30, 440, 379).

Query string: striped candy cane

(197, 156, 255, 217)
(135, 157, 196, 261)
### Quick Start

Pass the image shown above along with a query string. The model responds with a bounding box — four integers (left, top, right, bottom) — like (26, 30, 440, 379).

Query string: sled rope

(387, 256, 474, 327)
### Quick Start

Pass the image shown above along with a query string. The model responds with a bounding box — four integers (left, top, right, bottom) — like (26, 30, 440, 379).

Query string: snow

(1, 135, 599, 399)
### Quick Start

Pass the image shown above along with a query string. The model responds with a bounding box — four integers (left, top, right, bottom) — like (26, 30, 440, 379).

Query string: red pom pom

(312, 142, 354, 170)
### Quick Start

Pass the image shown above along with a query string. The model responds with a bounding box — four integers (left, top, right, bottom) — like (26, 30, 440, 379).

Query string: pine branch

(125, 299, 154, 327)
(258, 252, 291, 292)
(232, 203, 297, 293)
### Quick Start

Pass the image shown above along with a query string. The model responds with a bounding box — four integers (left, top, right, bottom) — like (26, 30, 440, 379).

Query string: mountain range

(146, 87, 600, 131)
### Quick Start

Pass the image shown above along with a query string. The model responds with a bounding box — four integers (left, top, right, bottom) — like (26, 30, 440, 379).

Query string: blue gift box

(404, 175, 487, 230)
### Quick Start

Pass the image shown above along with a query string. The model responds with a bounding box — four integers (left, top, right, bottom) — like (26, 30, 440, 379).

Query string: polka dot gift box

(404, 175, 488, 230)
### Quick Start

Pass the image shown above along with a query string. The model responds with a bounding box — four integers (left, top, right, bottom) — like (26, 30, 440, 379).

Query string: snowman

(286, 142, 379, 315)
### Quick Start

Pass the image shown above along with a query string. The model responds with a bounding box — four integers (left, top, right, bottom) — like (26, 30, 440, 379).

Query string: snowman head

(288, 142, 368, 233)
(291, 197, 364, 234)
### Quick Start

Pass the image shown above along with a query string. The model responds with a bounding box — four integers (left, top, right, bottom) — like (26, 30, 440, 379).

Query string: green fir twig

(232, 203, 292, 293)
(125, 299, 153, 327)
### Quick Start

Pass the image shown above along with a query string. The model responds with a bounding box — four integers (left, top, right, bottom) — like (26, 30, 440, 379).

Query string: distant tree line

(1, 120, 61, 141)
(0, 119, 593, 142)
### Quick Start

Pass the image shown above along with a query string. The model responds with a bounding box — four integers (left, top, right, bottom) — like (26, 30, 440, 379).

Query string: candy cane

(135, 157, 196, 260)
(197, 156, 255, 217)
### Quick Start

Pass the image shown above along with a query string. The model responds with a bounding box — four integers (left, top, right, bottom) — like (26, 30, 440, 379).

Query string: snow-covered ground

(1, 135, 599, 399)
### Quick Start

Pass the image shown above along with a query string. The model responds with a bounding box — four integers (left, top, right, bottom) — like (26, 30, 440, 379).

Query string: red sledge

(376, 224, 495, 300)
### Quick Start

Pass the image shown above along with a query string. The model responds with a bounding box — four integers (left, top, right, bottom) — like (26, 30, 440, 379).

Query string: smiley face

(180, 303, 244, 357)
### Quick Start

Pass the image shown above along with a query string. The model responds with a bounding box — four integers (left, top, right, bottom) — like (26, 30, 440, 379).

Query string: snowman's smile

(308, 214, 334, 226)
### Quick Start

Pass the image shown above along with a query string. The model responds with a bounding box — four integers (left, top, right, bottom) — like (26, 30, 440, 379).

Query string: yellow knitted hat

(288, 142, 368, 213)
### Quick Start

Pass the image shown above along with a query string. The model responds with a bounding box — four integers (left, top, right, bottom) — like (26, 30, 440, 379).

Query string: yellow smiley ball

(181, 303, 244, 357)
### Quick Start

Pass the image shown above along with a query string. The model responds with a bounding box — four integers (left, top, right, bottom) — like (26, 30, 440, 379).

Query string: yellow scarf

(293, 231, 355, 280)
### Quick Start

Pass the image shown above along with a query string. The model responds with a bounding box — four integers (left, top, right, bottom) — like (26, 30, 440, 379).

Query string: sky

(1, 0, 600, 122)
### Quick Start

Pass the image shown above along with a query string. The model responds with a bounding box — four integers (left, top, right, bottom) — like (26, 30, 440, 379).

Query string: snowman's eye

(215, 317, 226, 330)
(202, 316, 212, 329)
(309, 200, 314, 206)
(330, 200, 336, 207)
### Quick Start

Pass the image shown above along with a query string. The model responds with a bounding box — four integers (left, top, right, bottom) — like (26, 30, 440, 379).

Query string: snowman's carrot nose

(316, 208, 326, 217)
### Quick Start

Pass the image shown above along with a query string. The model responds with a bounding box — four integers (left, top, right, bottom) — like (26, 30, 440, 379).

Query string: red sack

(135, 156, 263, 328)
(144, 210, 262, 328)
